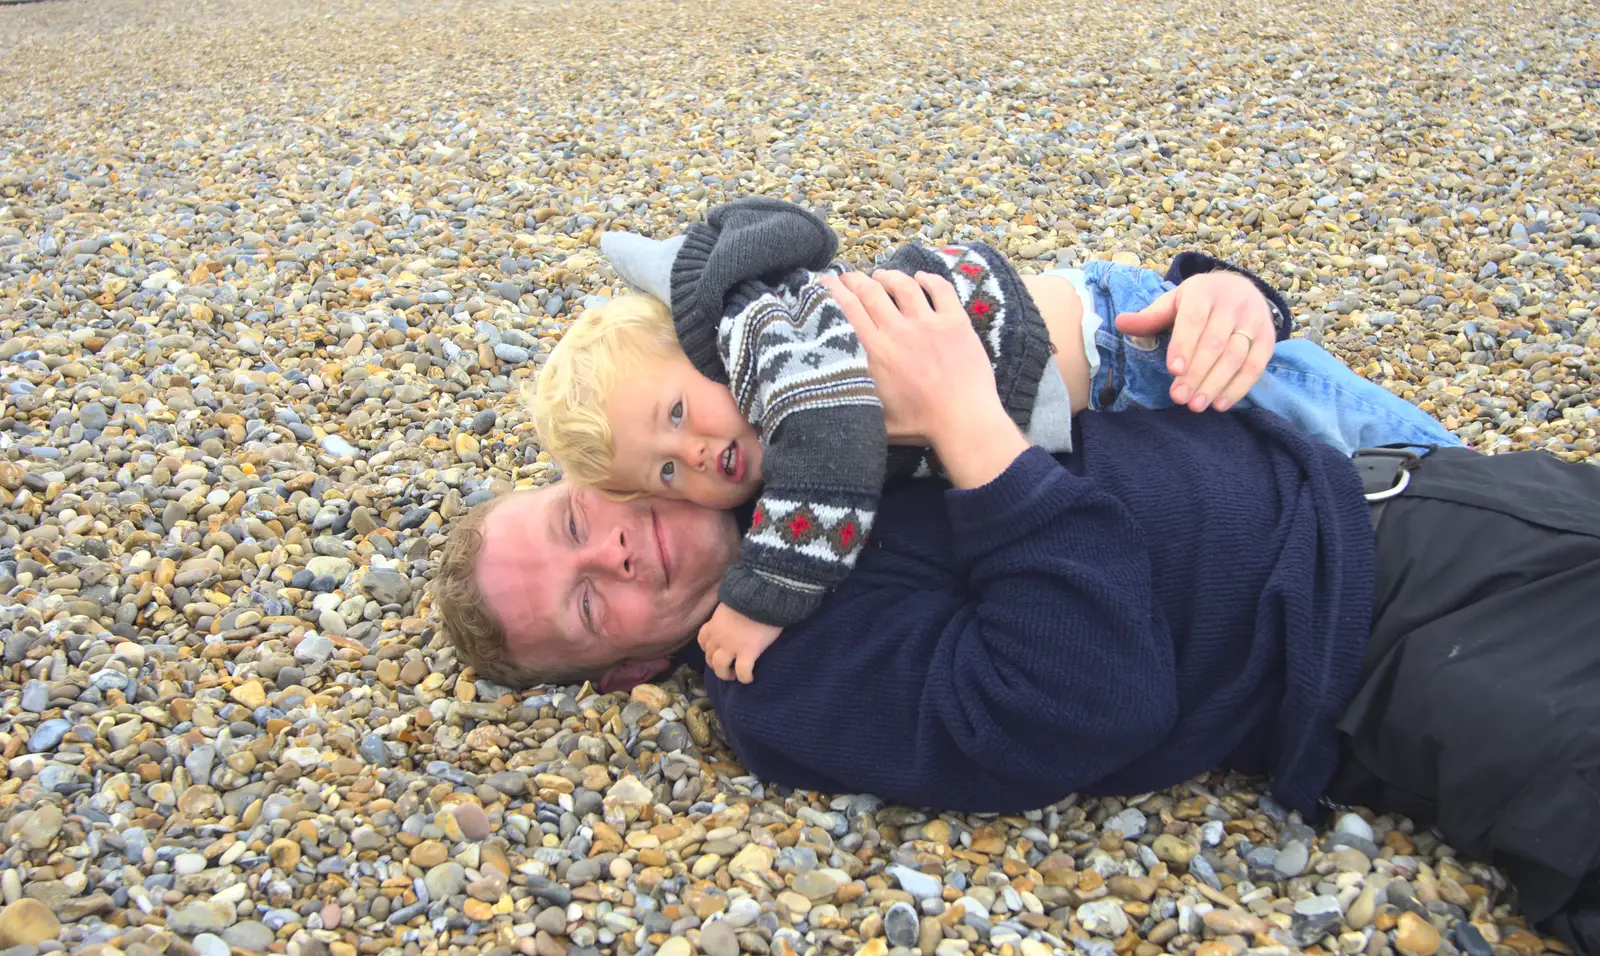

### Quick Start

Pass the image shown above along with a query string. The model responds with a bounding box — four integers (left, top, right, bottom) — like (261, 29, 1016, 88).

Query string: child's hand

(697, 604, 783, 684)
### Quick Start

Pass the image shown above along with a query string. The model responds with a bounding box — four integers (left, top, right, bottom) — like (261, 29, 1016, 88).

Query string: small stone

(1203, 909, 1265, 937)
(493, 343, 531, 364)
(1348, 884, 1379, 929)
(26, 720, 70, 753)
(167, 902, 227, 936)
(451, 802, 491, 839)
(1396, 912, 1441, 956)
(1104, 808, 1147, 839)
(0, 900, 60, 947)
(192, 934, 230, 956)
(793, 870, 839, 901)
(603, 775, 654, 823)
(1335, 813, 1376, 843)
(700, 919, 740, 956)
(886, 864, 943, 901)
(295, 633, 335, 663)
(424, 862, 466, 901)
(1274, 840, 1310, 878)
(411, 841, 448, 868)
(1291, 895, 1344, 947)
(1152, 834, 1194, 868)
(1076, 899, 1129, 937)
(1453, 923, 1493, 956)
(656, 938, 693, 956)
(19, 681, 47, 714)
(885, 901, 920, 948)
(230, 680, 267, 708)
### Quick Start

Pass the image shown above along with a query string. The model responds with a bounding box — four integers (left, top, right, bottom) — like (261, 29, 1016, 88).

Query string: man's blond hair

(525, 294, 683, 489)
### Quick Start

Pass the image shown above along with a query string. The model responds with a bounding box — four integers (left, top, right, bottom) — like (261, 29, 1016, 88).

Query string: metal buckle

(1366, 468, 1411, 502)
(1353, 446, 1422, 502)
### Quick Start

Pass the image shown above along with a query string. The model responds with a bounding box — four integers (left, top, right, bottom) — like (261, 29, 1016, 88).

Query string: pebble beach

(1, 0, 1598, 955)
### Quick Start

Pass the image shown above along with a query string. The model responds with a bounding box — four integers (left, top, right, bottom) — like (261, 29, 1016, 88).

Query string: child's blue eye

(669, 401, 683, 425)
(660, 462, 676, 483)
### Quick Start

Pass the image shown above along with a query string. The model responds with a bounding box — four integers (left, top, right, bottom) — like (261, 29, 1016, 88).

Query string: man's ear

(598, 658, 673, 695)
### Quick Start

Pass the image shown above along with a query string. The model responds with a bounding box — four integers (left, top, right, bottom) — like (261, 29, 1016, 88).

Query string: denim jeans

(1055, 260, 1465, 456)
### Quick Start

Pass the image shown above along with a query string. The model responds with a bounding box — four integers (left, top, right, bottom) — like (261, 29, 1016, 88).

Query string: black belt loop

(1353, 445, 1431, 530)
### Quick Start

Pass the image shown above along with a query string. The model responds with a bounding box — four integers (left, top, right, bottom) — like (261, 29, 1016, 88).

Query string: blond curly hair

(523, 293, 683, 492)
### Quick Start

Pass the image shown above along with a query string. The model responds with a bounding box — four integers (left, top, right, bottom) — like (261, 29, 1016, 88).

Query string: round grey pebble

(19, 679, 48, 713)
(885, 901, 920, 948)
(191, 934, 230, 956)
(1274, 840, 1310, 878)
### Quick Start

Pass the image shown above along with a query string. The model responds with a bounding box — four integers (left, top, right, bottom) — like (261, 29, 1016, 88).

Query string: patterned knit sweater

(681, 241, 1054, 628)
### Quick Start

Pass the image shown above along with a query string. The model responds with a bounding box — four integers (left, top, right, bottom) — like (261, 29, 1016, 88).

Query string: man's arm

(704, 444, 1180, 812)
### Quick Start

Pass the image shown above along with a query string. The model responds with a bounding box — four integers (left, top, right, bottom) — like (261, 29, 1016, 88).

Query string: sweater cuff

(719, 564, 823, 629)
(943, 445, 1072, 556)
(1165, 251, 1294, 341)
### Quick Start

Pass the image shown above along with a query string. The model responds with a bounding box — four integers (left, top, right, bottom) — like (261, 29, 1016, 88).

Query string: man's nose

(588, 527, 636, 577)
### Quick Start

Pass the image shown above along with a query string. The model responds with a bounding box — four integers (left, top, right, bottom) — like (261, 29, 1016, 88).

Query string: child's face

(602, 351, 764, 509)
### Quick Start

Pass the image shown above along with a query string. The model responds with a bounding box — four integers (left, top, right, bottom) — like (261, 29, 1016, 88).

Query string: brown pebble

(267, 838, 301, 870)
(1396, 912, 1442, 956)
(452, 802, 492, 839)
(1203, 909, 1265, 937)
(0, 899, 62, 948)
(410, 840, 448, 868)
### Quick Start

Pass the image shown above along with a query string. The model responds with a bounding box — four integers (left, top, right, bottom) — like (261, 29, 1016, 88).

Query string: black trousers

(1324, 445, 1600, 953)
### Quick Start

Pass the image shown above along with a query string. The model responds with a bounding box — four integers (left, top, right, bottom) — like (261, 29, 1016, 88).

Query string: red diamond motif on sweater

(959, 263, 984, 278)
(788, 512, 813, 538)
(836, 520, 857, 550)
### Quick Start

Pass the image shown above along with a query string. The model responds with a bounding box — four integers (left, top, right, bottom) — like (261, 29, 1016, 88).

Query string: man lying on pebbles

(435, 253, 1600, 954)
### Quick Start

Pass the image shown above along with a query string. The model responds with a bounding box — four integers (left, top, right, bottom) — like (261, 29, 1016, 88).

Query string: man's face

(474, 482, 740, 681)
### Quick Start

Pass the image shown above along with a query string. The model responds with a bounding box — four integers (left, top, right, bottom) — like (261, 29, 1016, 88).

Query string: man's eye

(568, 513, 578, 540)
(581, 591, 592, 625)
(660, 461, 676, 483)
(669, 401, 683, 425)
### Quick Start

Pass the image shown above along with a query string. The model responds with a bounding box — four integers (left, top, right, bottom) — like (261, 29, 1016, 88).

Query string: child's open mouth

(719, 441, 746, 483)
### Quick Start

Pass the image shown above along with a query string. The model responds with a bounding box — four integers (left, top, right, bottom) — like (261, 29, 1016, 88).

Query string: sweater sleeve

(705, 445, 1180, 812)
(713, 267, 891, 628)
(718, 405, 887, 627)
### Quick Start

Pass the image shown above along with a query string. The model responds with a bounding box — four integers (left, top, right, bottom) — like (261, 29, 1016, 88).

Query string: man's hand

(822, 269, 1029, 490)
(698, 603, 784, 684)
(1114, 270, 1278, 413)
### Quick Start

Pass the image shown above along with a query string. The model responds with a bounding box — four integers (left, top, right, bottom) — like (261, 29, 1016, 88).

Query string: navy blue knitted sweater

(674, 404, 1377, 818)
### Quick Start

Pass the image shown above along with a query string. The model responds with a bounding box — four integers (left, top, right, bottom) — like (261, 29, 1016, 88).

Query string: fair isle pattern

(691, 239, 1047, 627)
(718, 261, 881, 439)
(747, 498, 875, 569)
(932, 245, 1012, 362)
